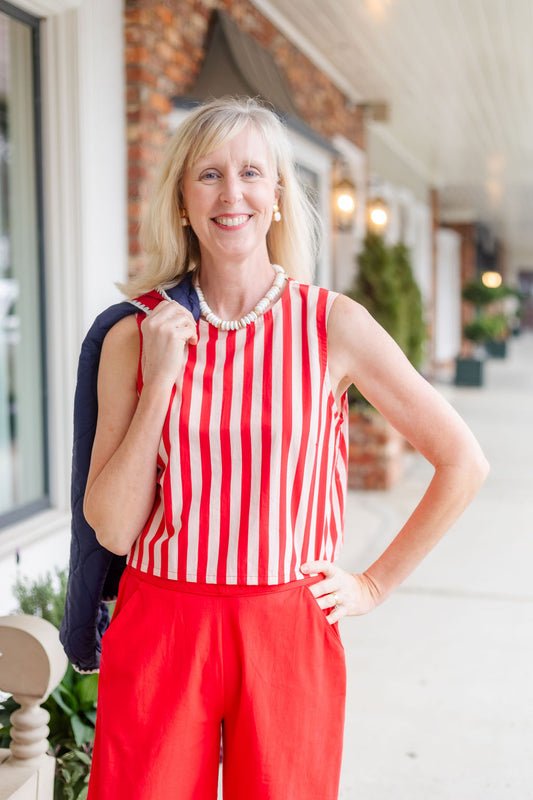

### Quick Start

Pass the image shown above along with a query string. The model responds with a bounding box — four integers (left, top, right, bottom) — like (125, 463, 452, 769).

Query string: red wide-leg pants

(87, 566, 346, 800)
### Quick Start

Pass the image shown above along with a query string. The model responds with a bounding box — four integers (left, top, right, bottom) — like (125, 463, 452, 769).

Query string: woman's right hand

(140, 301, 198, 391)
(84, 303, 197, 555)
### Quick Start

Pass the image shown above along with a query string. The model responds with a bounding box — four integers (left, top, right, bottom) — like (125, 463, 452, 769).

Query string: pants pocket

(301, 583, 344, 651)
(102, 570, 143, 646)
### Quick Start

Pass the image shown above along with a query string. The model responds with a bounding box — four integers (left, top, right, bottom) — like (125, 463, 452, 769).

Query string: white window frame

(0, 0, 126, 566)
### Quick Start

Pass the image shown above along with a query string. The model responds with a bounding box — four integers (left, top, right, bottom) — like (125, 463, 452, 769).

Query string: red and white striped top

(128, 279, 349, 585)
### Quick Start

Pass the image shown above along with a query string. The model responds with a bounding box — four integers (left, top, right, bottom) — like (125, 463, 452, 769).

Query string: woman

(84, 97, 488, 800)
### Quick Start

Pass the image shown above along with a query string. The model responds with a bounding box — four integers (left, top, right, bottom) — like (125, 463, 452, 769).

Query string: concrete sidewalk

(337, 333, 533, 798)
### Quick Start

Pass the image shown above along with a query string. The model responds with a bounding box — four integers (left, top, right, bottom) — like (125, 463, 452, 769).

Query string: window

(0, 2, 48, 527)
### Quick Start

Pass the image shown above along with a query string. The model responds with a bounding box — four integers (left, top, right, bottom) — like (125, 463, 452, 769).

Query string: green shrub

(464, 312, 509, 343)
(391, 243, 426, 370)
(347, 232, 403, 345)
(13, 567, 67, 628)
(346, 233, 427, 404)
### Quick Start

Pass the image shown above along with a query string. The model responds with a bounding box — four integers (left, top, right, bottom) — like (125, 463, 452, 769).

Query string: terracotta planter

(347, 408, 405, 490)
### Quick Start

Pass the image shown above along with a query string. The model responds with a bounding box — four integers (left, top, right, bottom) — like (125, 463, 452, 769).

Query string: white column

(40, 0, 127, 511)
(435, 228, 461, 362)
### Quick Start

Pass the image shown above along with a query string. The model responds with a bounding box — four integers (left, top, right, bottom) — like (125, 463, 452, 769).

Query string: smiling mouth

(212, 214, 252, 228)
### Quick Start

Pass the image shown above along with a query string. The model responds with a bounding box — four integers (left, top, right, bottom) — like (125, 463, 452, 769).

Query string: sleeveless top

(127, 279, 349, 585)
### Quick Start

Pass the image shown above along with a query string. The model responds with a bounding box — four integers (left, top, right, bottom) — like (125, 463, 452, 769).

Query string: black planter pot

(455, 357, 484, 387)
(485, 339, 507, 358)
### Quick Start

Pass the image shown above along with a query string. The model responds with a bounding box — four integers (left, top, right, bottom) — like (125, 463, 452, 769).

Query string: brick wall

(125, 0, 365, 276)
(347, 408, 405, 490)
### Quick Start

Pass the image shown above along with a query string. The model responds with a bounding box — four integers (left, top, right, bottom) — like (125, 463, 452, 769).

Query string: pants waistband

(125, 565, 321, 597)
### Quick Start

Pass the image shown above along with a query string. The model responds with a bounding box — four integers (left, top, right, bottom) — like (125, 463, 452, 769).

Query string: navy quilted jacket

(60, 275, 199, 672)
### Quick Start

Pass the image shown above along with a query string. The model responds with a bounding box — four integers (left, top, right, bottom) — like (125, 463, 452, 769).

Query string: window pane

(0, 9, 47, 524)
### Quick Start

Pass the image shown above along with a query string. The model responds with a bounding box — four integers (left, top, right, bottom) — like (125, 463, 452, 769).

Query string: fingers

(325, 605, 345, 625)
(301, 559, 335, 578)
(302, 561, 372, 622)
(301, 560, 337, 600)
(142, 301, 198, 346)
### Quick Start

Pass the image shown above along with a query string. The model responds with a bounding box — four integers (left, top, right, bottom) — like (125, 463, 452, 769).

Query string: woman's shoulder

(102, 313, 139, 350)
(288, 279, 366, 319)
(100, 315, 140, 378)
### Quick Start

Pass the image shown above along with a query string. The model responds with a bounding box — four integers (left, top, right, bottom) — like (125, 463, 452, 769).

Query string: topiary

(345, 233, 426, 405)
(390, 243, 426, 370)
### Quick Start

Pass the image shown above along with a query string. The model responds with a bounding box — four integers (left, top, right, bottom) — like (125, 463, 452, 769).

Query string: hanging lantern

(368, 196, 388, 229)
(481, 271, 502, 288)
(333, 178, 356, 232)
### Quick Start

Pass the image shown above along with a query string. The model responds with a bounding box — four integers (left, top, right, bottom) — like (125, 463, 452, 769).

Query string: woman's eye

(243, 168, 259, 178)
(200, 171, 218, 181)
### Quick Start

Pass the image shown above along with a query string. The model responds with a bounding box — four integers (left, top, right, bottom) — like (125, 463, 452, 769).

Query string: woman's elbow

(457, 441, 490, 493)
(84, 497, 132, 556)
(95, 529, 132, 557)
(474, 450, 490, 487)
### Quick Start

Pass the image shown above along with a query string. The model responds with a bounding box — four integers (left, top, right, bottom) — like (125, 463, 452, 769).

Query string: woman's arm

(303, 294, 489, 619)
(83, 301, 197, 556)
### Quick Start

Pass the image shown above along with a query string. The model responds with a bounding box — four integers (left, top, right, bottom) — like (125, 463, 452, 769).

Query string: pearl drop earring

(273, 203, 281, 222)
(181, 209, 190, 227)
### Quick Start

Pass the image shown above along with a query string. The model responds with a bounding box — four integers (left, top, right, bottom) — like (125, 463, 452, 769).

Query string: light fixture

(333, 177, 356, 232)
(368, 196, 388, 229)
(481, 271, 502, 289)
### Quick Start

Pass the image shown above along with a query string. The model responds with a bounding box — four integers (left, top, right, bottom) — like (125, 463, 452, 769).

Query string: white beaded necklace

(194, 264, 288, 331)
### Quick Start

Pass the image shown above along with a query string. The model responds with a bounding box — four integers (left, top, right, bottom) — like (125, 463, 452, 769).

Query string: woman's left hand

(301, 561, 382, 624)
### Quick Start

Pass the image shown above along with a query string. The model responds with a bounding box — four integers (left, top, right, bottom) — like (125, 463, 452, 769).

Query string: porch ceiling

(252, 0, 533, 268)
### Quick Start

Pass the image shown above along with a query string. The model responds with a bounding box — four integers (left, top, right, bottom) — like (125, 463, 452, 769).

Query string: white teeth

(214, 215, 250, 227)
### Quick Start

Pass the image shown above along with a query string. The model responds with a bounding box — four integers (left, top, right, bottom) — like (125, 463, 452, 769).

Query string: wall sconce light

(481, 271, 502, 288)
(333, 177, 356, 232)
(368, 196, 388, 229)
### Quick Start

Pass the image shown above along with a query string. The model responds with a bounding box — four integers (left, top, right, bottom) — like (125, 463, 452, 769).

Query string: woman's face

(182, 125, 278, 269)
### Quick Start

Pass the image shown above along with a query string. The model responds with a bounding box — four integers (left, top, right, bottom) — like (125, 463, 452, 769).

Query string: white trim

(77, 0, 127, 330)
(332, 134, 367, 241)
(288, 129, 334, 288)
(250, 0, 362, 105)
(39, 1, 127, 512)
(440, 207, 476, 224)
(10, 0, 81, 17)
(41, 8, 82, 511)
(0, 509, 70, 560)
(0, 0, 126, 580)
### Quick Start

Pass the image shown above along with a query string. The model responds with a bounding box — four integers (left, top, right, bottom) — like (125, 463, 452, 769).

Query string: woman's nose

(219, 175, 243, 204)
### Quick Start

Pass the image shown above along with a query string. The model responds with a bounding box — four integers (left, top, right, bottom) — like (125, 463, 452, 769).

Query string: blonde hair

(121, 96, 320, 297)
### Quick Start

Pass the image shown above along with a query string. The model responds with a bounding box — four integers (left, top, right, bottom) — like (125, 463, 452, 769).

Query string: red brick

(125, 0, 368, 278)
(148, 92, 171, 114)
(128, 163, 148, 183)
(155, 39, 175, 62)
(126, 46, 151, 65)
(127, 66, 158, 88)
(164, 26, 181, 49)
(163, 63, 185, 84)
(124, 8, 150, 27)
(154, 4, 174, 26)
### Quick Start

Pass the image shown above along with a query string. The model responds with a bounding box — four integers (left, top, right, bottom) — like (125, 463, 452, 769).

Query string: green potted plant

(455, 279, 514, 385)
(483, 312, 510, 358)
(344, 233, 426, 488)
(391, 242, 426, 370)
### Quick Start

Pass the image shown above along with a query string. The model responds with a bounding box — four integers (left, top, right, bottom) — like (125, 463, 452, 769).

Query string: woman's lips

(212, 214, 252, 229)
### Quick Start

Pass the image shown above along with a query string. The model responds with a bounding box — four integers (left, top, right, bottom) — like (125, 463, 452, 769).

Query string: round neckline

(197, 276, 292, 334)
